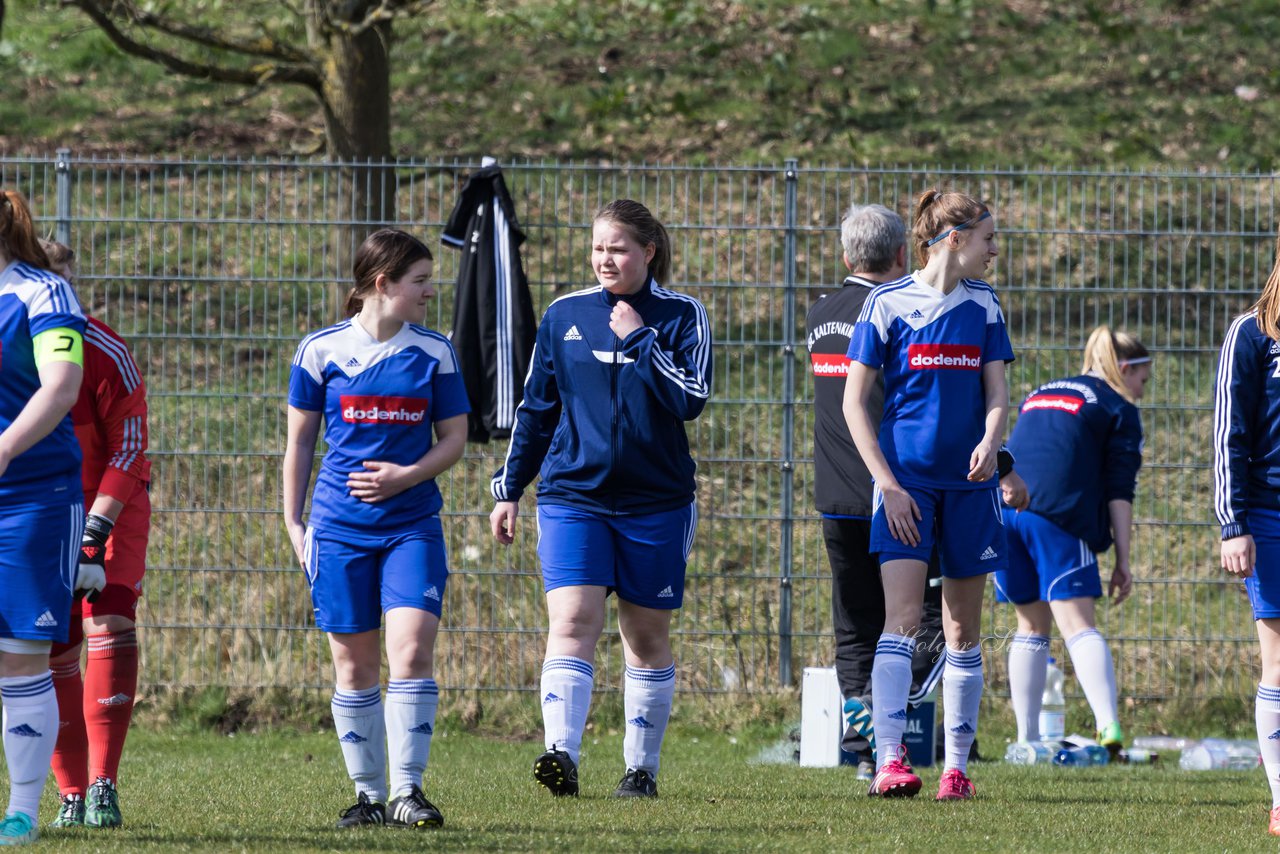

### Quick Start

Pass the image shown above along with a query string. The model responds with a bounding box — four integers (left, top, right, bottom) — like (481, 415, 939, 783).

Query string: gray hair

(840, 203, 906, 274)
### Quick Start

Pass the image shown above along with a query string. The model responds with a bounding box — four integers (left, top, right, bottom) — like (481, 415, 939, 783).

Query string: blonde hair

(912, 188, 989, 262)
(39, 239, 74, 274)
(594, 199, 672, 285)
(1253, 224, 1280, 341)
(1082, 326, 1150, 402)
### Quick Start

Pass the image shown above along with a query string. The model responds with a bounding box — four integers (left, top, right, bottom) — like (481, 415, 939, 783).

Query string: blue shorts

(1245, 507, 1280, 620)
(304, 519, 448, 633)
(536, 502, 697, 609)
(993, 508, 1102, 604)
(871, 484, 1007, 579)
(0, 500, 83, 642)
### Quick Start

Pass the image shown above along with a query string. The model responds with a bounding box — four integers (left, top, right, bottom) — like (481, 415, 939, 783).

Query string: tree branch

(65, 0, 322, 94)
(127, 7, 312, 65)
(327, 0, 433, 35)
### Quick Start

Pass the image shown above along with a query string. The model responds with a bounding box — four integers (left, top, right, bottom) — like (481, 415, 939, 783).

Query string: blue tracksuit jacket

(1214, 312, 1280, 539)
(491, 278, 712, 514)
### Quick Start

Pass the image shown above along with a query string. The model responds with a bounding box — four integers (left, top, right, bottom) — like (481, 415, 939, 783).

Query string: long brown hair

(346, 229, 433, 316)
(1082, 325, 1150, 403)
(912, 188, 989, 262)
(1253, 224, 1280, 340)
(594, 199, 672, 285)
(0, 191, 52, 269)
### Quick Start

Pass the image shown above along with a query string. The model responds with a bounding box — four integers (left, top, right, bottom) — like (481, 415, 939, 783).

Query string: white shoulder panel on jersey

(0, 261, 82, 319)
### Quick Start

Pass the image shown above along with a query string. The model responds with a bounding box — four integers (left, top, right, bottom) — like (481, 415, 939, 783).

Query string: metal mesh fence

(0, 153, 1268, 701)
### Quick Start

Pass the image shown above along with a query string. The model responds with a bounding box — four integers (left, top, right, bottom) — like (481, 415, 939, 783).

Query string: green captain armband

(32, 327, 84, 368)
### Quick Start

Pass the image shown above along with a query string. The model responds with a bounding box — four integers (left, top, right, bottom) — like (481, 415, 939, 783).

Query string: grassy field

(4, 1, 1280, 169)
(11, 724, 1280, 853)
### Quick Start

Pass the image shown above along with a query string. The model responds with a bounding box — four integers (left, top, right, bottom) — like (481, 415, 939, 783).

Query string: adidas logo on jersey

(35, 610, 57, 628)
(338, 730, 368, 744)
(345, 356, 361, 368)
(7, 723, 41, 738)
(423, 586, 440, 601)
(980, 547, 999, 560)
(627, 716, 654, 729)
(97, 693, 133, 706)
(951, 721, 975, 734)
(887, 709, 907, 721)
(409, 721, 434, 735)
(908, 309, 925, 319)
(656, 586, 674, 598)
(542, 692, 564, 705)
(563, 325, 583, 341)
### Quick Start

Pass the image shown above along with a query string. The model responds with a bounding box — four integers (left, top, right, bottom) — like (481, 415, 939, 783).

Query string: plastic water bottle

(1004, 740, 1054, 765)
(1179, 738, 1261, 771)
(1053, 744, 1109, 766)
(1119, 748, 1159, 764)
(1052, 745, 1092, 766)
(1040, 657, 1066, 742)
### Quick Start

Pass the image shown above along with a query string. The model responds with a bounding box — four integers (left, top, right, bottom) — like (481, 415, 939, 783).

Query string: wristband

(997, 446, 1015, 479)
(83, 512, 115, 547)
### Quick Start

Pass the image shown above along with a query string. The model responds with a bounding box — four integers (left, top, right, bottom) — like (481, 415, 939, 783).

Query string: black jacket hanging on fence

(443, 164, 537, 442)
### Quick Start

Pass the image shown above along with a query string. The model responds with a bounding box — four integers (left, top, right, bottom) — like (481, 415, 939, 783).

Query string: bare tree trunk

(308, 4, 397, 316)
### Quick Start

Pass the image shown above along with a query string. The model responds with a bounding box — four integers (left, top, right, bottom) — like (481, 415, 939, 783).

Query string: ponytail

(1082, 325, 1150, 403)
(1253, 223, 1280, 341)
(0, 191, 52, 269)
(912, 188, 989, 262)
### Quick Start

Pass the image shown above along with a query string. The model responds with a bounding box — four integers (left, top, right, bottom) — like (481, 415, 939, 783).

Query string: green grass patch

(10, 724, 1280, 852)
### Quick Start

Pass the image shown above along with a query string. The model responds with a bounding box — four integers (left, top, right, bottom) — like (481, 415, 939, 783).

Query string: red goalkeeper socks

(84, 629, 139, 783)
(50, 658, 89, 797)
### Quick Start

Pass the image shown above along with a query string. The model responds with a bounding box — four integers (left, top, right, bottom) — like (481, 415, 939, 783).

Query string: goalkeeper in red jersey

(42, 241, 151, 831)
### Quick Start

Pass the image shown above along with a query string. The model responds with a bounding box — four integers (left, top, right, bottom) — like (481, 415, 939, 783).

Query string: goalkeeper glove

(76, 513, 113, 603)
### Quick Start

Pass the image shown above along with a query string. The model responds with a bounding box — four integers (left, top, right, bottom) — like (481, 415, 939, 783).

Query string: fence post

(54, 148, 71, 246)
(779, 159, 799, 687)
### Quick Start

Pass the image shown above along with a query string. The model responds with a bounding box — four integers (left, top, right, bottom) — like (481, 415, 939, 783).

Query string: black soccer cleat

(533, 747, 579, 797)
(336, 791, 386, 828)
(386, 784, 443, 828)
(613, 768, 658, 799)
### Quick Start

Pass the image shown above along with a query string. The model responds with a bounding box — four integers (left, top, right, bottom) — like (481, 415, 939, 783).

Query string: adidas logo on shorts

(423, 586, 440, 601)
(980, 547, 998, 560)
(35, 610, 57, 628)
(656, 586, 674, 598)
(563, 325, 583, 341)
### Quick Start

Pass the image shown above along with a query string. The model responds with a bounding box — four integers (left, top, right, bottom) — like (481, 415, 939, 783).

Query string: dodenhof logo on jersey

(907, 343, 981, 371)
(810, 353, 851, 376)
(340, 395, 429, 424)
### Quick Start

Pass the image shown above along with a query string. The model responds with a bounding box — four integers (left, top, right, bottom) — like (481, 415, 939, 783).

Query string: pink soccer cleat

(935, 768, 977, 801)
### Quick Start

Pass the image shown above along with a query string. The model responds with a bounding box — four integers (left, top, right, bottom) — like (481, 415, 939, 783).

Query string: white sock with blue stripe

(1065, 628, 1118, 731)
(541, 656, 594, 765)
(943, 646, 983, 773)
(623, 664, 675, 777)
(1008, 633, 1049, 742)
(1, 672, 58, 820)
(331, 685, 386, 803)
(1257, 684, 1280, 807)
(386, 678, 438, 799)
(871, 634, 915, 770)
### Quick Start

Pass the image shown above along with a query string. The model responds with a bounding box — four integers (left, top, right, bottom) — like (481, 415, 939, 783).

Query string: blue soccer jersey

(847, 274, 1014, 490)
(288, 319, 471, 536)
(0, 260, 86, 503)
